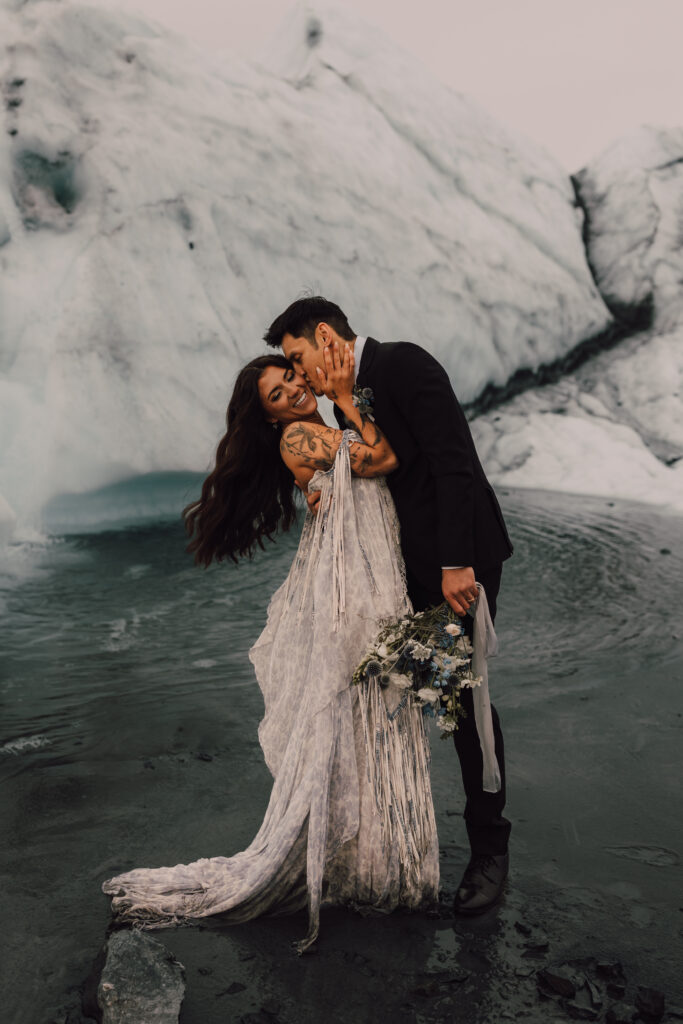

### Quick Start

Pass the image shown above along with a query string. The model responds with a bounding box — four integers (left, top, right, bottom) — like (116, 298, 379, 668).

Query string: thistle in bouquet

(352, 602, 483, 736)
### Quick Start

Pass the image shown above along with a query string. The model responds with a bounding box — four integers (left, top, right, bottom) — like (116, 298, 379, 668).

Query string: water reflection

(0, 488, 681, 1022)
(2, 489, 681, 759)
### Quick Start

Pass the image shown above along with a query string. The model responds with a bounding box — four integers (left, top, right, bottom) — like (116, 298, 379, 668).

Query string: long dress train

(102, 432, 439, 950)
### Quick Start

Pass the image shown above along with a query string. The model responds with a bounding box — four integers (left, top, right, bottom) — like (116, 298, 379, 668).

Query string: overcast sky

(95, 0, 683, 171)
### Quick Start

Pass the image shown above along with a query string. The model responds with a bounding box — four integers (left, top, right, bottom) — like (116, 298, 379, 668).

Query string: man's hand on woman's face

(315, 342, 355, 404)
(441, 566, 477, 617)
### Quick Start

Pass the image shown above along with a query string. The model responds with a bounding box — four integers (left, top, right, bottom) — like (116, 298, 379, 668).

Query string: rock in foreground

(97, 930, 185, 1024)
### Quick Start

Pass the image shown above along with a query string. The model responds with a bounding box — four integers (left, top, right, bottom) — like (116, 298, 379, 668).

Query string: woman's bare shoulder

(279, 421, 342, 469)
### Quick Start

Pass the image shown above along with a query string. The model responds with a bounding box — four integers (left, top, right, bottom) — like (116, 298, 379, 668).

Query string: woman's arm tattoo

(280, 424, 336, 469)
(281, 419, 390, 477)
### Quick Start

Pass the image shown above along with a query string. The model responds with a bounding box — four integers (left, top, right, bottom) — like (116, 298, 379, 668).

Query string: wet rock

(217, 981, 247, 996)
(412, 968, 468, 998)
(565, 999, 599, 1020)
(584, 977, 603, 1009)
(537, 967, 577, 999)
(46, 1001, 96, 1024)
(597, 961, 627, 998)
(522, 941, 550, 958)
(563, 977, 604, 1020)
(605, 1003, 636, 1024)
(635, 986, 665, 1021)
(97, 930, 185, 1023)
(194, 751, 214, 762)
(446, 969, 470, 984)
(412, 979, 439, 998)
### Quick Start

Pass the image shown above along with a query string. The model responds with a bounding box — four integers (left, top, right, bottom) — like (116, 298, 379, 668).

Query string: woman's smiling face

(257, 364, 318, 425)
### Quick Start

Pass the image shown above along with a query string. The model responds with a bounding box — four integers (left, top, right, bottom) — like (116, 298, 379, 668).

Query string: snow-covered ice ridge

(0, 1, 680, 540)
(476, 126, 683, 511)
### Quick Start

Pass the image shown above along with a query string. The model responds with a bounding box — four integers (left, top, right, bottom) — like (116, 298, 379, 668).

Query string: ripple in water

(0, 487, 681, 1024)
(0, 489, 680, 750)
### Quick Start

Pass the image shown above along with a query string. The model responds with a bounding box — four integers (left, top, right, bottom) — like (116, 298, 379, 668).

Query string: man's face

(281, 330, 327, 396)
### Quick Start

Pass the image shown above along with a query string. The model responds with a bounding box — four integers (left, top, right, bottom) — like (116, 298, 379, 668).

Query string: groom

(264, 296, 514, 914)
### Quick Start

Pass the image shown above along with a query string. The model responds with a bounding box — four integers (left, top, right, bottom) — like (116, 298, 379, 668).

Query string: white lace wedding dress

(102, 432, 439, 951)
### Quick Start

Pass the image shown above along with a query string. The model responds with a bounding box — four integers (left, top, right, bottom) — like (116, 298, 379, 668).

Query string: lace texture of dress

(102, 431, 439, 951)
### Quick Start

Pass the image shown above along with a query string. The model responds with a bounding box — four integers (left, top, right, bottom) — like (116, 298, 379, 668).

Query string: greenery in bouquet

(352, 602, 482, 736)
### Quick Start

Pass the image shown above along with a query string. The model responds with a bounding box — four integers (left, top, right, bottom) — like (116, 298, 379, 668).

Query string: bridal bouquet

(352, 603, 482, 736)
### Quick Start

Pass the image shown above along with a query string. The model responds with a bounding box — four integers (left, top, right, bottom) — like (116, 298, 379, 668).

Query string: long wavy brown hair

(183, 355, 298, 566)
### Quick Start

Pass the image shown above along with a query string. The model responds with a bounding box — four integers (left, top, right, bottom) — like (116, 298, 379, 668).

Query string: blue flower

(352, 385, 375, 416)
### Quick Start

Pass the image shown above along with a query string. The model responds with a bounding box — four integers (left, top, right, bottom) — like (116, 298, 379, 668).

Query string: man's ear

(316, 322, 333, 348)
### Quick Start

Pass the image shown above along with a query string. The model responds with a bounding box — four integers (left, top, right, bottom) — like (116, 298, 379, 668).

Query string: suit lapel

(355, 336, 380, 388)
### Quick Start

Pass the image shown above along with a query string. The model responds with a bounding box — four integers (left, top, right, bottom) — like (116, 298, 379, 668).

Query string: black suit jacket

(335, 338, 513, 595)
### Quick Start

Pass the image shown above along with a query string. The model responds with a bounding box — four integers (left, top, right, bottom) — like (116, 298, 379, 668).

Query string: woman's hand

(315, 342, 355, 405)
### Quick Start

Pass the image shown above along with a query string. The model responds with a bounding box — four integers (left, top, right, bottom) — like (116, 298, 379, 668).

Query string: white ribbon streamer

(468, 582, 501, 794)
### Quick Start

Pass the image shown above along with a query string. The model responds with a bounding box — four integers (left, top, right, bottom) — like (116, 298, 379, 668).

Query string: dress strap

(330, 434, 352, 629)
(469, 583, 501, 793)
(293, 431, 354, 631)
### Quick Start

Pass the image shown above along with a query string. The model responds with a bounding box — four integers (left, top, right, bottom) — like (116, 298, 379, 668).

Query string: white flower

(445, 623, 460, 636)
(416, 687, 439, 704)
(436, 717, 456, 733)
(389, 673, 412, 689)
(407, 640, 432, 662)
(444, 656, 468, 669)
(461, 675, 482, 688)
(377, 644, 388, 658)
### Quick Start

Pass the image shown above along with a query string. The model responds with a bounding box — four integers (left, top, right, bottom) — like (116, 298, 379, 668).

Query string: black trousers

(406, 564, 511, 857)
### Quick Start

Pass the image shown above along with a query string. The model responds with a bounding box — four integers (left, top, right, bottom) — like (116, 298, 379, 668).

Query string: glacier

(0, 0, 681, 545)
(475, 125, 683, 512)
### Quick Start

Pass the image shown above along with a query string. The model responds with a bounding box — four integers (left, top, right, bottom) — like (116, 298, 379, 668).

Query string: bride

(102, 344, 439, 952)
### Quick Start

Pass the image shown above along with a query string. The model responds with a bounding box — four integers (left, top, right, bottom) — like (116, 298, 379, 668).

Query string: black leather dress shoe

(453, 853, 509, 915)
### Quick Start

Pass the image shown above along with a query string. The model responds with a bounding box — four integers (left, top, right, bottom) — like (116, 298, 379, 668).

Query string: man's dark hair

(263, 296, 355, 348)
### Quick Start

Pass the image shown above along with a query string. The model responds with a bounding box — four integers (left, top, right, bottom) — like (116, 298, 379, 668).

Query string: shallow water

(1, 488, 682, 1023)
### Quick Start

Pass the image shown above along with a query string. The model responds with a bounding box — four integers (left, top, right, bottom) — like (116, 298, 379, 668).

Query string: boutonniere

(352, 385, 375, 417)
